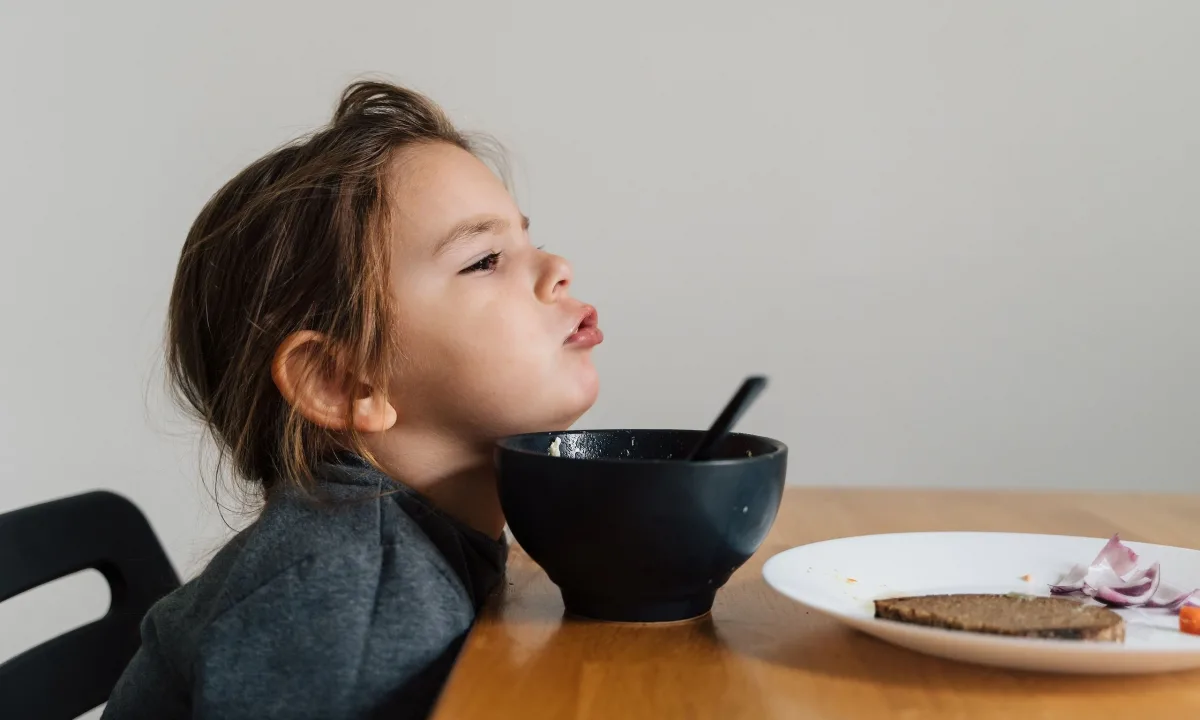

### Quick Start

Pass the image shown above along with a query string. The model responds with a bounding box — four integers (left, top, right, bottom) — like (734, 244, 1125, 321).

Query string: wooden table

(432, 488, 1200, 719)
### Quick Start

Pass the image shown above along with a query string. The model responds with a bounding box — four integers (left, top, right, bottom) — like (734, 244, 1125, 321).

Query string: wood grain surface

(432, 488, 1200, 719)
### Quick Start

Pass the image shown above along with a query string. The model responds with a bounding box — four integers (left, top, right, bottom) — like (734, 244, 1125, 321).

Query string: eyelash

(460, 251, 503, 274)
(458, 242, 546, 276)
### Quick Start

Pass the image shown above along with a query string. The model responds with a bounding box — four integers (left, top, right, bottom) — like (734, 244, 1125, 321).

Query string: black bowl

(494, 429, 788, 622)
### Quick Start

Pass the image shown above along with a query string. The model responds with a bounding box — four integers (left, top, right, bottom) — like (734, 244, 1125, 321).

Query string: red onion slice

(1090, 563, 1160, 607)
(1052, 564, 1131, 598)
(1051, 535, 1198, 614)
(1144, 584, 1200, 611)
(1049, 564, 1089, 595)
(1091, 533, 1140, 576)
(1092, 587, 1147, 607)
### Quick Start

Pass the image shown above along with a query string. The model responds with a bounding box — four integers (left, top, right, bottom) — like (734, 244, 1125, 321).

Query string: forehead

(386, 142, 515, 253)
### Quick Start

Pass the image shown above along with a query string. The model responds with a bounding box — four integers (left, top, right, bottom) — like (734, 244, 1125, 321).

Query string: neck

(363, 426, 505, 539)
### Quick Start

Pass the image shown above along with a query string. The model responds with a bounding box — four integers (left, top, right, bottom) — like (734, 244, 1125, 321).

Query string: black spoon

(689, 376, 768, 461)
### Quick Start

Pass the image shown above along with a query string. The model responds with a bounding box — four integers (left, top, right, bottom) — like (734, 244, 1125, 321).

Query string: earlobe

(352, 394, 398, 433)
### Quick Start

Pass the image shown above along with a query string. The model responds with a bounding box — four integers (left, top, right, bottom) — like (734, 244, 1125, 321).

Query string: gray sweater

(102, 456, 507, 720)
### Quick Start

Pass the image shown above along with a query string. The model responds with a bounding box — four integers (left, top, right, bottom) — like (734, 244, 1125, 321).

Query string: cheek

(464, 306, 554, 381)
(387, 283, 596, 433)
(398, 299, 552, 389)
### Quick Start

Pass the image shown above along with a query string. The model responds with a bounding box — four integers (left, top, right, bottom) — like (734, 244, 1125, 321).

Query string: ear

(271, 331, 398, 433)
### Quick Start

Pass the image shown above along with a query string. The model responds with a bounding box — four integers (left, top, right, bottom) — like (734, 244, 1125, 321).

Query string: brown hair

(167, 80, 473, 505)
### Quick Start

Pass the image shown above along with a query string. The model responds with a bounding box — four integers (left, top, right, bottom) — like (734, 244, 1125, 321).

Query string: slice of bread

(873, 593, 1125, 642)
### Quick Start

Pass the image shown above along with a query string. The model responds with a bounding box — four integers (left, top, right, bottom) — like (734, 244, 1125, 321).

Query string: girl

(103, 80, 602, 720)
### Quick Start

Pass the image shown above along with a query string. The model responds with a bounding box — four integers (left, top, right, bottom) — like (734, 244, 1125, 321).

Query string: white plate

(762, 532, 1200, 674)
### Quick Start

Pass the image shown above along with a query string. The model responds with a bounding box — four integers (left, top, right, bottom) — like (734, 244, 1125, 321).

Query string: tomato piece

(1180, 605, 1200, 636)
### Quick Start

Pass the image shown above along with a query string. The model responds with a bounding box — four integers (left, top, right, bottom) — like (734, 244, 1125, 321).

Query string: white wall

(3, 0, 1199, 684)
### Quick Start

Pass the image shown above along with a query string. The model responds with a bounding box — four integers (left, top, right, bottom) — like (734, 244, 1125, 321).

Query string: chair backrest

(0, 491, 180, 720)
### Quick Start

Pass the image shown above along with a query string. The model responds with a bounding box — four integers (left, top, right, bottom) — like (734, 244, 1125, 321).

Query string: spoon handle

(689, 376, 768, 461)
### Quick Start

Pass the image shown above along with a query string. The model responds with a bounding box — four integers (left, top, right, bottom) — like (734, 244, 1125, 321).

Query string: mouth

(564, 305, 604, 348)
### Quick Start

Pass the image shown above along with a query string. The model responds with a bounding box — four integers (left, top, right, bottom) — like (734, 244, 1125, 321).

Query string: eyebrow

(433, 214, 530, 257)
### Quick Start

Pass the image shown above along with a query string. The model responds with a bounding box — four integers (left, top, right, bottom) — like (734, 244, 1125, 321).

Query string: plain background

(2, 1, 1198, 706)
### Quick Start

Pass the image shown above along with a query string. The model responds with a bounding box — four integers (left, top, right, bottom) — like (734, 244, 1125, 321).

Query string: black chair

(0, 491, 180, 719)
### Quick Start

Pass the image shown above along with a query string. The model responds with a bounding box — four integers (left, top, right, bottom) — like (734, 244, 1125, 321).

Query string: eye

(460, 251, 503, 275)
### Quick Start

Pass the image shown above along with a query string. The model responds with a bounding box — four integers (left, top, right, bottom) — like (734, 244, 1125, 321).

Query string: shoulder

(180, 505, 476, 718)
(213, 460, 468, 606)
(144, 468, 473, 669)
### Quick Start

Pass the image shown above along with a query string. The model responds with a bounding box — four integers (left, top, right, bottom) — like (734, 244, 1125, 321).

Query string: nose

(535, 251, 572, 303)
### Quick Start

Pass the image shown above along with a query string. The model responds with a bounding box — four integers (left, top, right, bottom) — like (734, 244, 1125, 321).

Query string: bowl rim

(494, 428, 788, 467)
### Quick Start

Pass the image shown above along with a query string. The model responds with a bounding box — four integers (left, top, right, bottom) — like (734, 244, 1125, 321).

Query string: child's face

(383, 142, 601, 439)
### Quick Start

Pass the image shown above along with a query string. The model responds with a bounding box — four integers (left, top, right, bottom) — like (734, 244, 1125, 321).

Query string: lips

(565, 305, 603, 348)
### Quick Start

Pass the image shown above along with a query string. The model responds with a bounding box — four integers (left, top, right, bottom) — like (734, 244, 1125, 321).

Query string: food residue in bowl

(548, 437, 562, 457)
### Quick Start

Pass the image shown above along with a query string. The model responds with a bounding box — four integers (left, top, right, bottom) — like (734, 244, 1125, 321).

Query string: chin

(516, 372, 600, 435)
(570, 364, 600, 418)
